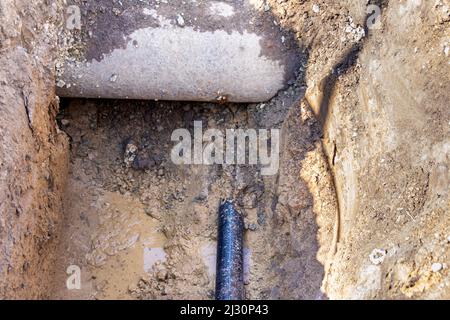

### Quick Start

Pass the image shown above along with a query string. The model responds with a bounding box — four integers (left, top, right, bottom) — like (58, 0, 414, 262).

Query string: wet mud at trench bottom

(50, 96, 338, 300)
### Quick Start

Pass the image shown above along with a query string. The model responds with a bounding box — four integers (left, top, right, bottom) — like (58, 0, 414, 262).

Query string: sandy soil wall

(0, 0, 68, 299)
(267, 0, 449, 298)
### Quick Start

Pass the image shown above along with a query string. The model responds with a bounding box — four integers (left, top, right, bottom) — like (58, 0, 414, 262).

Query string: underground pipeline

(57, 0, 300, 103)
(215, 199, 245, 300)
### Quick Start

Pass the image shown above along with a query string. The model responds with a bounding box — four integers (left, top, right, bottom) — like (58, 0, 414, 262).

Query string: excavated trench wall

(299, 1, 450, 299)
(0, 0, 448, 299)
(0, 0, 68, 299)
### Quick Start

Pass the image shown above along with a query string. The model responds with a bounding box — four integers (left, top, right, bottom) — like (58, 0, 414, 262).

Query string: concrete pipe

(57, 0, 300, 103)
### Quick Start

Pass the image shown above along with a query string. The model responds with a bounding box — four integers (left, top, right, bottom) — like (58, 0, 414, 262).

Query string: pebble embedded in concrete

(176, 14, 185, 27)
(110, 74, 118, 82)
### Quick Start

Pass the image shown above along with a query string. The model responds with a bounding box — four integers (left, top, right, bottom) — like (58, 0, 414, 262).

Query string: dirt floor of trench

(49, 81, 338, 300)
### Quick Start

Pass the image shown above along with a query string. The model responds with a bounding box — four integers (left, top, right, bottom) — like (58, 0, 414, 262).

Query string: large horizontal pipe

(57, 0, 300, 102)
(215, 199, 245, 300)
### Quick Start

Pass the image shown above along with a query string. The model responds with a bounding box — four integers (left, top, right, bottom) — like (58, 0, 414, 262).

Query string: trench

(42, 0, 338, 300)
(49, 77, 338, 299)
(2, 0, 448, 301)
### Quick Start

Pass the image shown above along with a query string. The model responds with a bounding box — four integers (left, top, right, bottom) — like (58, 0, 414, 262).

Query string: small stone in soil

(110, 74, 118, 82)
(431, 263, 443, 273)
(369, 248, 386, 265)
(176, 14, 185, 27)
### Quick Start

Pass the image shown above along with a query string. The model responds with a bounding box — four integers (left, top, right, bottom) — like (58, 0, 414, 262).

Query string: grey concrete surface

(56, 0, 300, 102)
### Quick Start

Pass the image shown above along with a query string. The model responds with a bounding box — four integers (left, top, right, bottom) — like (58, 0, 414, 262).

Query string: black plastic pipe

(215, 199, 245, 300)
